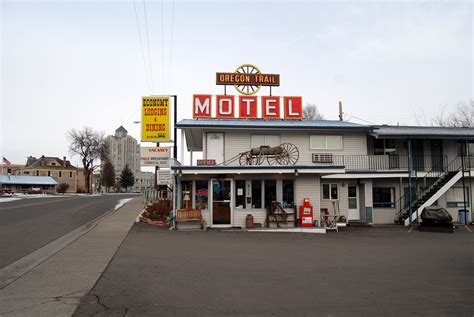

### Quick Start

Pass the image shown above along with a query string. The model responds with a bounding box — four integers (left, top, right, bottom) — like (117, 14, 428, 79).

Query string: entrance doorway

(207, 133, 224, 164)
(211, 179, 232, 226)
(348, 184, 359, 220)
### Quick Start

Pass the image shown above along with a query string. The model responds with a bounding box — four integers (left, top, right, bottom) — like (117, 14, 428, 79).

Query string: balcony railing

(312, 155, 460, 172)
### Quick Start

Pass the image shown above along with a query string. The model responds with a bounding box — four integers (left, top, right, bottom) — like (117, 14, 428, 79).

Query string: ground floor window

(282, 180, 294, 208)
(181, 181, 192, 209)
(446, 187, 470, 207)
(195, 180, 208, 210)
(322, 184, 338, 200)
(251, 180, 262, 208)
(264, 180, 277, 208)
(235, 180, 246, 209)
(373, 187, 395, 208)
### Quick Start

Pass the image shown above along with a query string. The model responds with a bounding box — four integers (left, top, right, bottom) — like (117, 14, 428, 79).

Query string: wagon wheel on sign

(276, 143, 300, 165)
(234, 64, 261, 95)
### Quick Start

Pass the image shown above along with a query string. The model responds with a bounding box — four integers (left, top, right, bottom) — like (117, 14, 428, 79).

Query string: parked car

(0, 189, 13, 197)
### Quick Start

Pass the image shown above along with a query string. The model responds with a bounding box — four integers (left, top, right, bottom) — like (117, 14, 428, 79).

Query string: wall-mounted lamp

(178, 170, 183, 177)
(294, 169, 299, 177)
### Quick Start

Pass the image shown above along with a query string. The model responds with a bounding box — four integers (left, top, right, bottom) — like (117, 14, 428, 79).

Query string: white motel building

(172, 117, 473, 228)
(169, 66, 473, 229)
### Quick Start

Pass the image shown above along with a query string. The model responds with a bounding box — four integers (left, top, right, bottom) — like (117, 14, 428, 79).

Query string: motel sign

(193, 95, 303, 119)
(193, 64, 303, 120)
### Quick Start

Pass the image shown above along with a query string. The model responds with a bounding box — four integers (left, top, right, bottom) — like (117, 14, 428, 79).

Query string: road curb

(0, 197, 141, 289)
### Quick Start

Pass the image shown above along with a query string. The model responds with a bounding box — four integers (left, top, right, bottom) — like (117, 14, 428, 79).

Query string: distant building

(1, 156, 88, 193)
(0, 175, 58, 194)
(22, 156, 82, 193)
(104, 126, 140, 176)
(133, 171, 154, 192)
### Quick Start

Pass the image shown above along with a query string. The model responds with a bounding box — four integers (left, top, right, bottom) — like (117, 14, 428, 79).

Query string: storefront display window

(235, 180, 246, 208)
(282, 180, 294, 208)
(195, 180, 208, 210)
(264, 180, 277, 208)
(251, 180, 262, 208)
(181, 181, 192, 209)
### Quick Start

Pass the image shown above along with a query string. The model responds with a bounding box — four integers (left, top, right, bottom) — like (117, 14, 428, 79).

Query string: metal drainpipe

(461, 140, 467, 217)
(408, 139, 413, 226)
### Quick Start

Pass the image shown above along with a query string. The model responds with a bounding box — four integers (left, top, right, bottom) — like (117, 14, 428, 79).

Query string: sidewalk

(0, 197, 144, 316)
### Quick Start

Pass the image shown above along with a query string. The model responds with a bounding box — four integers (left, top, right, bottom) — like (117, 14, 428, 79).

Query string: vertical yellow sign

(141, 96, 170, 142)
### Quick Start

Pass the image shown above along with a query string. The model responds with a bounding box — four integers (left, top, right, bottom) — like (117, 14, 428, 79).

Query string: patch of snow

(114, 198, 134, 210)
(0, 197, 22, 203)
(0, 194, 58, 203)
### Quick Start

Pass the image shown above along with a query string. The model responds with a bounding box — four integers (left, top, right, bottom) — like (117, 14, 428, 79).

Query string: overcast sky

(1, 0, 472, 166)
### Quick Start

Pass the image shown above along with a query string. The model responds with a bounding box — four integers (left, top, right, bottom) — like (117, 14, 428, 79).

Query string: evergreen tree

(120, 164, 135, 192)
(100, 160, 115, 192)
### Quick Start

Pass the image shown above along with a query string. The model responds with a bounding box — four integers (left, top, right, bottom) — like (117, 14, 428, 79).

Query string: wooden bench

(176, 209, 202, 229)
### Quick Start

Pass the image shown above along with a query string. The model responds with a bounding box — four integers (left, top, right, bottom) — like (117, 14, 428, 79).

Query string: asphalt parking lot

(75, 224, 473, 316)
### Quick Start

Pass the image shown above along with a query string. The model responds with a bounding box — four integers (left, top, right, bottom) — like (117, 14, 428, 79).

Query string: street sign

(157, 170, 172, 185)
(140, 147, 171, 167)
(141, 96, 171, 142)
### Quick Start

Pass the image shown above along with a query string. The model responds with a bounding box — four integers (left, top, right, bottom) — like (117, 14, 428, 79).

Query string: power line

(132, 0, 152, 95)
(168, 0, 175, 94)
(142, 0, 155, 94)
(161, 0, 165, 94)
(345, 113, 377, 125)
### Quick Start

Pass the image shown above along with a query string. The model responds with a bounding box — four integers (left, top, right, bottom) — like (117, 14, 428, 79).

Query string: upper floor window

(70, 172, 73, 178)
(310, 136, 343, 150)
(59, 171, 62, 178)
(374, 139, 396, 155)
(251, 135, 280, 148)
(457, 141, 474, 156)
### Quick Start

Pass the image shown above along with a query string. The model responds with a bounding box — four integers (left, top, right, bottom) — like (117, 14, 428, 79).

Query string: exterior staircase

(395, 156, 465, 226)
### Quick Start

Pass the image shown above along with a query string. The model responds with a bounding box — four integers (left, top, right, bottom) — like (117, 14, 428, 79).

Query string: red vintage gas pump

(299, 198, 314, 227)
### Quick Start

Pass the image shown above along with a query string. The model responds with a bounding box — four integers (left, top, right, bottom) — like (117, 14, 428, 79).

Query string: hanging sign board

(141, 96, 171, 142)
(140, 147, 171, 167)
(157, 170, 172, 185)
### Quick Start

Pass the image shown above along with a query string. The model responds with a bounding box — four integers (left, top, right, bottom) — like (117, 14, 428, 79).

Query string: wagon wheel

(239, 152, 263, 166)
(267, 154, 278, 166)
(276, 143, 300, 165)
(234, 64, 261, 95)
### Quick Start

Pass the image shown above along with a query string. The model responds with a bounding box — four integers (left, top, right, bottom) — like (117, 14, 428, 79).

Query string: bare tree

(432, 101, 473, 127)
(67, 127, 107, 193)
(303, 104, 324, 120)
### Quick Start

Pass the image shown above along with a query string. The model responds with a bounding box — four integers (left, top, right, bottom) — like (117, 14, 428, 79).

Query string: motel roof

(176, 118, 371, 130)
(0, 175, 58, 186)
(372, 125, 474, 139)
(177, 118, 371, 151)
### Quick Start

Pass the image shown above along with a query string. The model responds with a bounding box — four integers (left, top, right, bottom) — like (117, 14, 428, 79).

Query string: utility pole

(338, 101, 343, 121)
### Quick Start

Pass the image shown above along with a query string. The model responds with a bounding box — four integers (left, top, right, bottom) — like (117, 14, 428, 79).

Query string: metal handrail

(395, 155, 465, 222)
(312, 154, 446, 172)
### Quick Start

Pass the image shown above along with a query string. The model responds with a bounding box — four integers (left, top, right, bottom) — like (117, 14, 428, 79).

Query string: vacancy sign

(141, 96, 171, 142)
(140, 147, 171, 167)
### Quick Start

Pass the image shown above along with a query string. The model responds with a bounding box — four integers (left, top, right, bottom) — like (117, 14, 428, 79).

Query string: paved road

(0, 194, 139, 268)
(75, 224, 473, 316)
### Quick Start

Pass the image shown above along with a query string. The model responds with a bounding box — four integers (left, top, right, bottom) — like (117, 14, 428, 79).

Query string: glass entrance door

(212, 180, 231, 226)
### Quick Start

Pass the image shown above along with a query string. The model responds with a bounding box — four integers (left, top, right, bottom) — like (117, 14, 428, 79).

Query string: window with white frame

(322, 183, 338, 200)
(446, 187, 470, 207)
(251, 135, 280, 148)
(310, 135, 343, 150)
